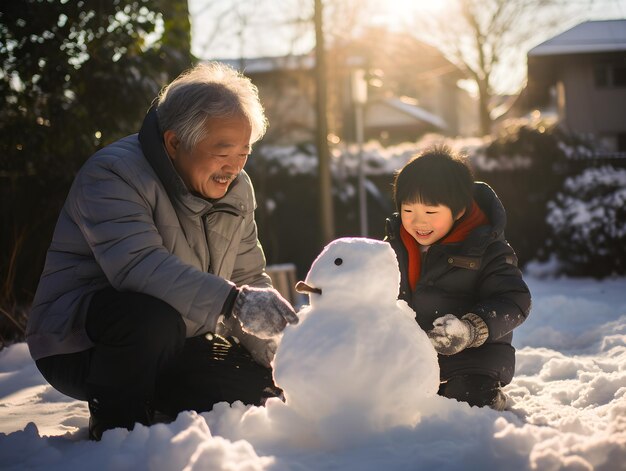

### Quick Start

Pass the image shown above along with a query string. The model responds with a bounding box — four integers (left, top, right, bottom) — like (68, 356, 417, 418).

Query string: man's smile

(212, 174, 235, 185)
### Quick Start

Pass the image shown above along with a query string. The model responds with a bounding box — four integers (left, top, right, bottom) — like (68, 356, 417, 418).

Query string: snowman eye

(334, 258, 343, 266)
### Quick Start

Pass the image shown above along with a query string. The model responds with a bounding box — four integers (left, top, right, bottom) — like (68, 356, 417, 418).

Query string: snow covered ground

(1, 247, 625, 470)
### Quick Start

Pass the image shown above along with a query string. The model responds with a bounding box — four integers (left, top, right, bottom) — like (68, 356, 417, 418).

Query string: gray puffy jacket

(27, 109, 271, 360)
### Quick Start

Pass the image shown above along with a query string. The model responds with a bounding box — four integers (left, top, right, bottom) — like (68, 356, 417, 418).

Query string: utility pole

(314, 0, 334, 244)
(352, 69, 368, 237)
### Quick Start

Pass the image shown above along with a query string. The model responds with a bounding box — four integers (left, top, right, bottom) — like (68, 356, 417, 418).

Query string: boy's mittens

(231, 286, 299, 339)
(427, 313, 488, 355)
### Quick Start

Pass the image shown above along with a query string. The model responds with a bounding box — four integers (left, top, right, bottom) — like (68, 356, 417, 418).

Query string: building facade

(525, 20, 626, 153)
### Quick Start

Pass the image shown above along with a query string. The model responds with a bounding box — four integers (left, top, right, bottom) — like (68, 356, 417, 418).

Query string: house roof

(218, 55, 314, 74)
(366, 97, 448, 130)
(528, 19, 626, 56)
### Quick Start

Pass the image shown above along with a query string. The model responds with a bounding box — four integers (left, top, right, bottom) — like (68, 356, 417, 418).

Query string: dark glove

(427, 313, 488, 356)
(230, 285, 298, 339)
(216, 314, 278, 368)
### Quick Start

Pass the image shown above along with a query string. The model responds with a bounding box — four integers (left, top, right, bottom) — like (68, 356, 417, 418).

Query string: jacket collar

(138, 107, 245, 218)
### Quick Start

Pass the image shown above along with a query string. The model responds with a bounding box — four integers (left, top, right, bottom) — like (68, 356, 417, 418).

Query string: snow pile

(0, 412, 273, 471)
(512, 276, 626, 354)
(256, 134, 488, 177)
(498, 342, 626, 470)
(1, 249, 626, 469)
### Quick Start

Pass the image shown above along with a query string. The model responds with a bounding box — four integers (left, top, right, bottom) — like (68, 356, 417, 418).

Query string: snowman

(272, 237, 440, 440)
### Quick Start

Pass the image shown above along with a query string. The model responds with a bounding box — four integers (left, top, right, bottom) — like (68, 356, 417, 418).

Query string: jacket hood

(138, 107, 246, 218)
(466, 181, 507, 252)
(386, 181, 507, 255)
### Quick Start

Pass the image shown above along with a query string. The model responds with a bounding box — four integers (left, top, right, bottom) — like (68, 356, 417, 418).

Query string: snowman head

(296, 237, 401, 308)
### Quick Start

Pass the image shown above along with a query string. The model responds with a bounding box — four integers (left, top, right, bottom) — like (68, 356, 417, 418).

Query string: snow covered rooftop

(216, 55, 315, 74)
(529, 19, 626, 56)
(369, 97, 448, 130)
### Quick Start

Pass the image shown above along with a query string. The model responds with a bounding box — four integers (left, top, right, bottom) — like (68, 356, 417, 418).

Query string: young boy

(385, 146, 531, 410)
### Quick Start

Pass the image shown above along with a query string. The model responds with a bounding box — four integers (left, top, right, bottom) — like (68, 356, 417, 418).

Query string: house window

(594, 64, 626, 88)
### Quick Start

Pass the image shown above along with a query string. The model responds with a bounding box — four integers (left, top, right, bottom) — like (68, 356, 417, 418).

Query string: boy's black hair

(393, 145, 474, 216)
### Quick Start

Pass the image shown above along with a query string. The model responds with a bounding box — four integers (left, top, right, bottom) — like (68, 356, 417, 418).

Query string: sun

(378, 0, 450, 30)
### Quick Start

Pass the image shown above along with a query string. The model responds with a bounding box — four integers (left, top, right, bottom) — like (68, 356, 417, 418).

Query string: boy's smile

(401, 201, 465, 246)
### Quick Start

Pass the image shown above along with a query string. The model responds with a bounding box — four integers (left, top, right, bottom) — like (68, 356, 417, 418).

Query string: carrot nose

(295, 281, 322, 295)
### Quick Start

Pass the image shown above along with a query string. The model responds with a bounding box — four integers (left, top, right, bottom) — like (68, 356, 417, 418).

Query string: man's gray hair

(156, 62, 268, 149)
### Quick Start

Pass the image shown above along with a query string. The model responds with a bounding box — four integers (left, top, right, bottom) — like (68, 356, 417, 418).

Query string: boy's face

(400, 201, 465, 246)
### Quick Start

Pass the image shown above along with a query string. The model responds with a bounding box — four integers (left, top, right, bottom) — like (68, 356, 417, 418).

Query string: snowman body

(273, 237, 440, 435)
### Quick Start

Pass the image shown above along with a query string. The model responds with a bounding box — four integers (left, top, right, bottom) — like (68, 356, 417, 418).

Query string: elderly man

(26, 63, 298, 440)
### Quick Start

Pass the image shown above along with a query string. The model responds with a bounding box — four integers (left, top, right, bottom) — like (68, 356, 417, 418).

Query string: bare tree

(191, 0, 313, 61)
(409, 0, 588, 135)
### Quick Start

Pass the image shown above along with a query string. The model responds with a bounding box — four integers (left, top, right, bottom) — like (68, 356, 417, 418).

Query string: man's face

(165, 115, 252, 200)
(400, 201, 465, 246)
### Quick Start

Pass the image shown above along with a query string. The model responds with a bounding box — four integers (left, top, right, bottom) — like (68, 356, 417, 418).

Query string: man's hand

(427, 313, 488, 356)
(231, 286, 298, 339)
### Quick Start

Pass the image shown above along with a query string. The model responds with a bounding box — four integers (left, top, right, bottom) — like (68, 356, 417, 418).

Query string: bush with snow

(546, 165, 626, 277)
(473, 122, 603, 268)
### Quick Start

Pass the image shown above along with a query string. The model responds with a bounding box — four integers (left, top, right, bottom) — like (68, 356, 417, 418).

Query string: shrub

(546, 166, 626, 277)
(473, 121, 599, 268)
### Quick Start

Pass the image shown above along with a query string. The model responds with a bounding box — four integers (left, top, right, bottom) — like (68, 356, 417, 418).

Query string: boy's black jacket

(385, 182, 531, 384)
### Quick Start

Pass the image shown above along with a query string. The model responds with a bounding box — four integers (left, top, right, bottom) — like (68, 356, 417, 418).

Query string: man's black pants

(35, 288, 280, 427)
(438, 374, 507, 410)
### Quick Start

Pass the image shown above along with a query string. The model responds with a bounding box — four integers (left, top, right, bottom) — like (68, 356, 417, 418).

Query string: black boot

(88, 397, 154, 441)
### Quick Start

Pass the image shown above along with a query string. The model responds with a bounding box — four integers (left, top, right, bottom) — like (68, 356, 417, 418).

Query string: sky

(188, 0, 626, 95)
(1, 238, 625, 470)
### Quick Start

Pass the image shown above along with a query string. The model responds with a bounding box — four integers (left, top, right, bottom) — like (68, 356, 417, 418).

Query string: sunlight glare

(380, 0, 449, 29)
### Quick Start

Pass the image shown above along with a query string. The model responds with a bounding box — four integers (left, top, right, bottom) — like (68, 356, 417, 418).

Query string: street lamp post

(352, 69, 368, 237)
(314, 0, 334, 244)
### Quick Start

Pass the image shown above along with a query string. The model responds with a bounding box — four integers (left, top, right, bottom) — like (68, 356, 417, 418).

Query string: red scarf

(400, 200, 489, 291)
